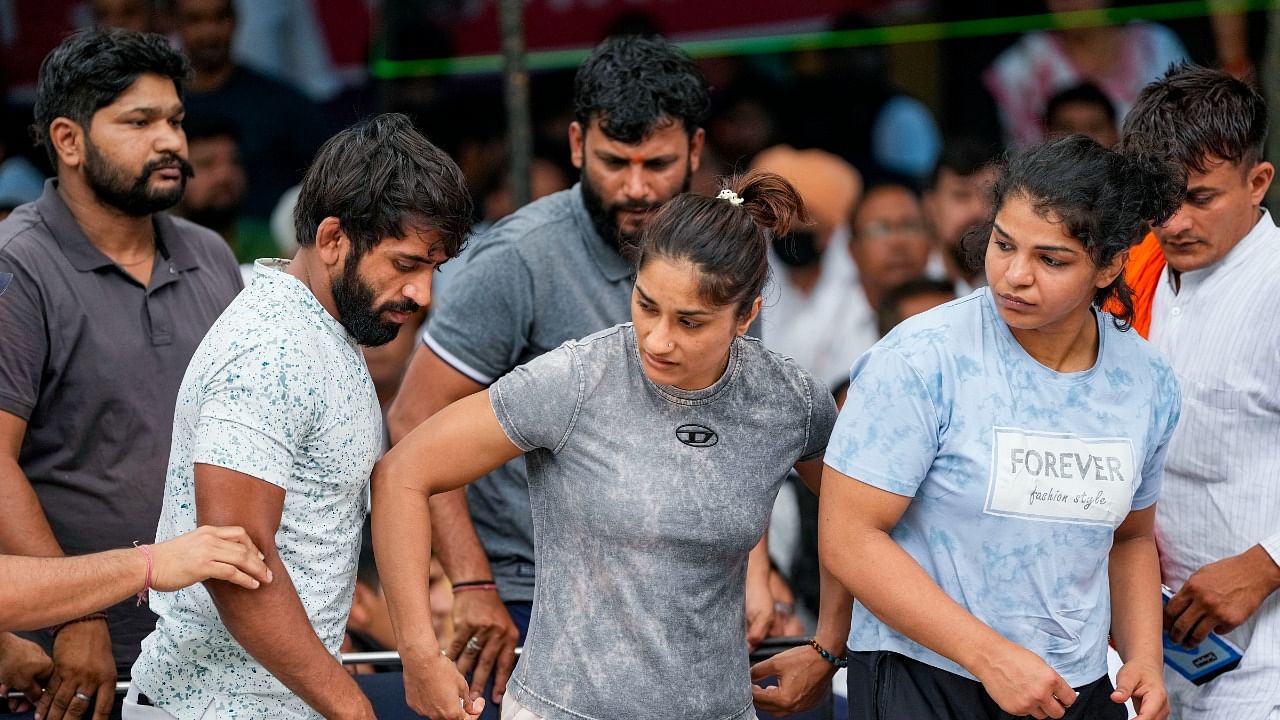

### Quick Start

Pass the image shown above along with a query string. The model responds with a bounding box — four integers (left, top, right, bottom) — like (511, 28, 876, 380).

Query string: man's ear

(688, 127, 705, 174)
(568, 121, 585, 170)
(49, 118, 85, 171)
(313, 216, 349, 269)
(1249, 160, 1274, 206)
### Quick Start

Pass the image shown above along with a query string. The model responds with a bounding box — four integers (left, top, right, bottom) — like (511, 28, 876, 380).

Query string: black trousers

(845, 650, 1127, 720)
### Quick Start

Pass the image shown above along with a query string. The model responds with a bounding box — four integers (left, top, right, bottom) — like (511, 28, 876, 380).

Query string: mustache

(610, 200, 661, 214)
(143, 154, 194, 179)
(378, 299, 421, 315)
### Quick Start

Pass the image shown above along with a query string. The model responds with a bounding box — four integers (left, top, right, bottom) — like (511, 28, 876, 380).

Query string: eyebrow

(634, 284, 711, 316)
(993, 221, 1079, 254)
(394, 250, 436, 265)
(117, 104, 184, 118)
(594, 150, 678, 164)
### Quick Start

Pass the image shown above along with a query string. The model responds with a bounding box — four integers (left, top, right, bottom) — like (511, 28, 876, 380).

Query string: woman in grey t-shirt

(372, 172, 848, 720)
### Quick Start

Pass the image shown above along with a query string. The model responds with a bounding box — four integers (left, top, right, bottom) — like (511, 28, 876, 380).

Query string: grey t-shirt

(490, 323, 836, 720)
(422, 185, 633, 601)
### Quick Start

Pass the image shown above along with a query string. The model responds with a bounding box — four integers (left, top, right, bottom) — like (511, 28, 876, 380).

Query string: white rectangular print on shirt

(984, 427, 1137, 526)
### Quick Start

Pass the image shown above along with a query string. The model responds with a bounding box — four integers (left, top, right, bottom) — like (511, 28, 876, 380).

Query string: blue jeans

(476, 601, 531, 720)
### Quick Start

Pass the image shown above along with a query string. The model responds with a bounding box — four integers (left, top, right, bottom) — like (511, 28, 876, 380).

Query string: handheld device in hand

(1161, 585, 1243, 685)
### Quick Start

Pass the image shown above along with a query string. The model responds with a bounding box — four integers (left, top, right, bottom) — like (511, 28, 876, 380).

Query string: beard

(85, 139, 193, 217)
(580, 164, 692, 257)
(330, 251, 420, 347)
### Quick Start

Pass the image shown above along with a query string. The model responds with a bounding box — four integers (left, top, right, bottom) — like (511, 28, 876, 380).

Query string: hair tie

(716, 188, 745, 206)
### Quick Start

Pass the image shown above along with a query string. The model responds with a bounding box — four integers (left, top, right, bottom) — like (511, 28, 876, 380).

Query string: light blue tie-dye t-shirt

(826, 287, 1180, 687)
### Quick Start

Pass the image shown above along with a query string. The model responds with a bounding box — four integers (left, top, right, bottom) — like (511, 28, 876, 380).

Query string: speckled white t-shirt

(131, 259, 382, 719)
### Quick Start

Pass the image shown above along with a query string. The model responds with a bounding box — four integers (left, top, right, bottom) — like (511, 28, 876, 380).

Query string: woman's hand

(150, 525, 273, 592)
(973, 640, 1078, 719)
(1111, 659, 1168, 720)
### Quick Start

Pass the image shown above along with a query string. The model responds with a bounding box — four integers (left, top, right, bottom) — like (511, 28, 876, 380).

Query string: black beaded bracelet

(451, 579, 497, 588)
(808, 639, 848, 669)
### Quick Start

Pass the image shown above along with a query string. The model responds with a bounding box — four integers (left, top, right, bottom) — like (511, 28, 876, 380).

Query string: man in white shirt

(753, 145, 863, 388)
(127, 113, 474, 719)
(1121, 63, 1280, 720)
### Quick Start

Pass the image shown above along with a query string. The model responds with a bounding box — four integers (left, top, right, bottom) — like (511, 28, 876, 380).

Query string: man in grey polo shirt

(386, 35, 710, 711)
(0, 29, 241, 720)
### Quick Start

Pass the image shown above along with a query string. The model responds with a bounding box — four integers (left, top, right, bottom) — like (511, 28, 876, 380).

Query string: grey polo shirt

(0, 180, 243, 668)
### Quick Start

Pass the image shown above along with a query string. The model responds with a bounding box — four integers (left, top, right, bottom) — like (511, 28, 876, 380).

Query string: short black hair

(877, 277, 956, 336)
(293, 113, 473, 259)
(574, 35, 709, 144)
(32, 28, 190, 166)
(929, 136, 1000, 189)
(1121, 63, 1268, 174)
(1044, 82, 1117, 129)
(963, 135, 1185, 329)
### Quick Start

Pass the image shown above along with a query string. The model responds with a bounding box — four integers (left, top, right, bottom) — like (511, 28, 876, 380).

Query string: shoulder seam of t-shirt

(801, 367, 817, 460)
(550, 342, 587, 454)
(877, 345, 943, 437)
(0, 207, 54, 253)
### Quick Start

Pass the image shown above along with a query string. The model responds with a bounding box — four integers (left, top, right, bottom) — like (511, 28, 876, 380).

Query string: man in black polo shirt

(0, 28, 242, 720)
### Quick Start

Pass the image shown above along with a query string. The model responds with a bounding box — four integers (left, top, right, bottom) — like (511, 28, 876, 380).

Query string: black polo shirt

(0, 180, 243, 667)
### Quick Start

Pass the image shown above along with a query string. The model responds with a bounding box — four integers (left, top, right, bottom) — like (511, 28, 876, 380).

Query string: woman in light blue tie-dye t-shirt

(822, 135, 1185, 720)
(373, 172, 850, 720)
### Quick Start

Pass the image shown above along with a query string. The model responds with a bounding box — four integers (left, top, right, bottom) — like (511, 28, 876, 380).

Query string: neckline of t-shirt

(631, 326, 745, 405)
(253, 259, 359, 348)
(984, 287, 1107, 384)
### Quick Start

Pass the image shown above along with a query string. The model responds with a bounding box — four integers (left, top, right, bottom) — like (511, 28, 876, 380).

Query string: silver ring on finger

(74, 691, 93, 702)
(465, 636, 482, 653)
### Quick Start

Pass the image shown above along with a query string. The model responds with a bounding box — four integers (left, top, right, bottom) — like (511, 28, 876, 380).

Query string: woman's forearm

(820, 524, 1007, 675)
(1108, 533, 1164, 667)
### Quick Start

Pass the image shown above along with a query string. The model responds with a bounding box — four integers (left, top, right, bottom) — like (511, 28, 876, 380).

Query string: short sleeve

(489, 343, 583, 453)
(1132, 366, 1181, 511)
(800, 374, 838, 461)
(0, 260, 45, 420)
(192, 340, 321, 489)
(824, 347, 941, 497)
(423, 241, 535, 384)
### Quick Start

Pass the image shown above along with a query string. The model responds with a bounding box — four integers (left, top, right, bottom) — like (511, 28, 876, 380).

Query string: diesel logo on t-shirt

(984, 427, 1137, 526)
(675, 424, 719, 447)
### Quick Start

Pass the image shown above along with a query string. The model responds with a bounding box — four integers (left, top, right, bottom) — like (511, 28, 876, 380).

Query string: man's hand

(150, 525, 273, 592)
(446, 589, 519, 705)
(0, 632, 53, 712)
(1165, 544, 1280, 647)
(749, 645, 835, 716)
(404, 652, 485, 720)
(37, 620, 114, 720)
(973, 639, 1077, 719)
(1111, 659, 1168, 720)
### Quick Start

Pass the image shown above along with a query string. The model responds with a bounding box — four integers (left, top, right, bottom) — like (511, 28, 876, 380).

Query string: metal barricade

(4, 638, 836, 719)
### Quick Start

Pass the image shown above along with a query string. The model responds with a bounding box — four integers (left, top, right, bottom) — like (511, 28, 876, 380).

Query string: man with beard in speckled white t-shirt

(126, 114, 473, 720)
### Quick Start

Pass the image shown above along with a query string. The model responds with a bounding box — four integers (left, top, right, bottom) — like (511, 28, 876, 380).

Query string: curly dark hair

(637, 171, 808, 318)
(574, 35, 710, 144)
(962, 135, 1185, 329)
(1121, 63, 1267, 174)
(32, 28, 189, 167)
(293, 113, 473, 259)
